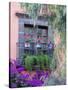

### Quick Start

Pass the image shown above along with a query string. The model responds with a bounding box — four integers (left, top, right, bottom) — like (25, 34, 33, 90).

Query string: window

(18, 18, 48, 59)
(42, 29, 48, 36)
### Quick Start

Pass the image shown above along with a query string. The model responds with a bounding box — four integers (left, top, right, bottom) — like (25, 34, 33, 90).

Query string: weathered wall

(10, 2, 23, 60)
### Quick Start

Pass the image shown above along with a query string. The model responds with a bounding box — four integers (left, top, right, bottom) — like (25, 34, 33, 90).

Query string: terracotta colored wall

(10, 2, 23, 60)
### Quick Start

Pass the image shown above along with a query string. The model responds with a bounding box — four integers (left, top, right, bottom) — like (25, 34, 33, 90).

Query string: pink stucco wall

(10, 2, 24, 60)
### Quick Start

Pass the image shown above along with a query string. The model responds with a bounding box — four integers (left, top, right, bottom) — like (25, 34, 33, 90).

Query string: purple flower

(10, 59, 22, 67)
(19, 74, 29, 80)
(26, 80, 43, 86)
(9, 62, 17, 75)
(36, 71, 45, 79)
(10, 83, 17, 88)
(17, 67, 25, 73)
(32, 74, 38, 80)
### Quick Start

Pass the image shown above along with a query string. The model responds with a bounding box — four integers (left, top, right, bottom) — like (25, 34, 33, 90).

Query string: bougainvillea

(9, 60, 50, 87)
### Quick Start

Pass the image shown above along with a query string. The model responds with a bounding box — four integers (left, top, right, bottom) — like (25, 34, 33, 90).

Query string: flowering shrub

(9, 60, 50, 88)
